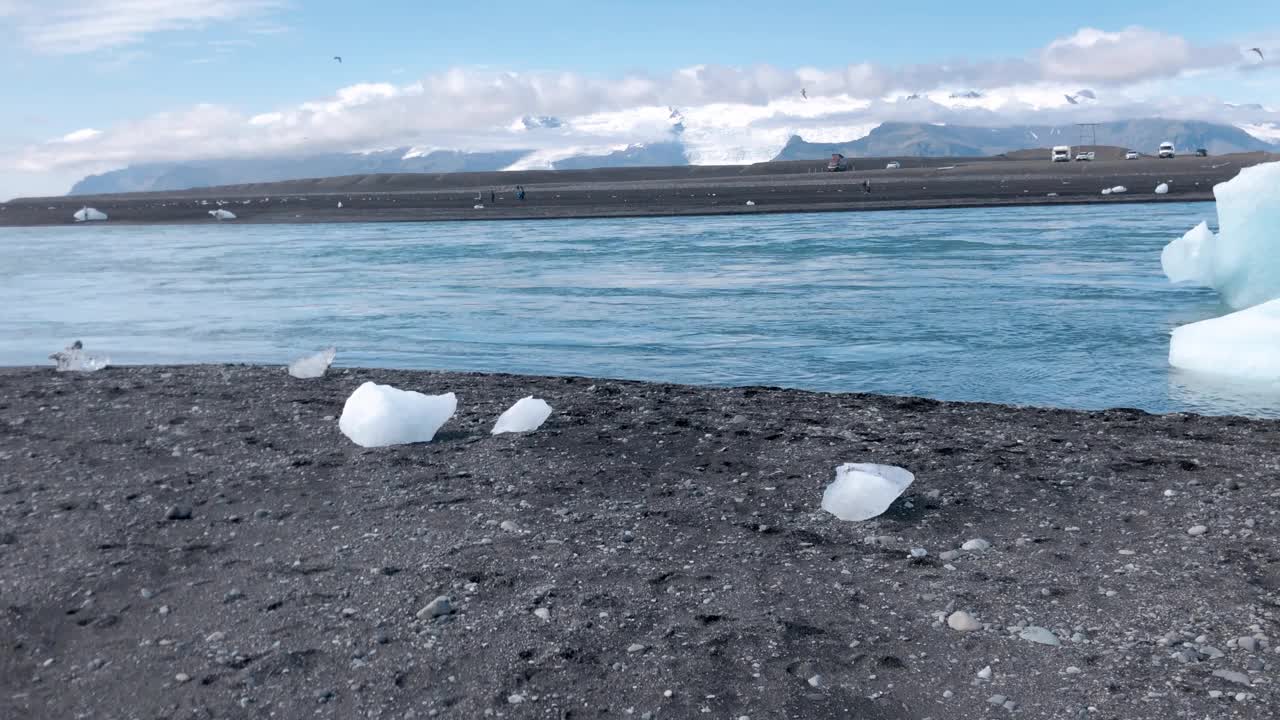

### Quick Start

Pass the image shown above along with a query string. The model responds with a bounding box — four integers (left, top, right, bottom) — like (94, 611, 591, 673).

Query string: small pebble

(627, 643, 646, 654)
(175, 673, 191, 684)
(417, 596, 453, 619)
(165, 506, 193, 521)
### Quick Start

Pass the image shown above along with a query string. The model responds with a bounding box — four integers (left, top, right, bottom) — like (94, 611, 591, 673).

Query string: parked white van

(1052, 146, 1071, 162)
(1158, 142, 1175, 159)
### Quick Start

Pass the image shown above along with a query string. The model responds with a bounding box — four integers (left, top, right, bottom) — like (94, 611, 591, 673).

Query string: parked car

(1195, 148, 1208, 157)
(1158, 142, 1175, 158)
(1075, 151, 1095, 161)
(1125, 151, 1140, 160)
(885, 161, 901, 169)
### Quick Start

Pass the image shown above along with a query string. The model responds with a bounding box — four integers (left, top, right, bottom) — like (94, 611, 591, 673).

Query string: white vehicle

(1075, 151, 1095, 161)
(885, 161, 901, 169)
(1125, 151, 1139, 160)
(1158, 142, 1175, 159)
(1051, 146, 1071, 162)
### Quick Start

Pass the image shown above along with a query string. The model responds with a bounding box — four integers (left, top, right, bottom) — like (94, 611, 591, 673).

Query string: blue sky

(1, 0, 1277, 198)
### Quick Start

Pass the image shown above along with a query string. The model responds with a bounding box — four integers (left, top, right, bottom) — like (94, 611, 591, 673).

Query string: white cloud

(57, 128, 102, 143)
(8, 0, 283, 54)
(6, 26, 1278, 191)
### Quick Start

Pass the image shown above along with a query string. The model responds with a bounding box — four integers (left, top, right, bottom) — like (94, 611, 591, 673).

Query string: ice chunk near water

(1169, 299, 1280, 381)
(492, 397, 552, 434)
(1100, 188, 1112, 195)
(821, 463, 915, 521)
(49, 340, 109, 372)
(1161, 221, 1215, 286)
(209, 209, 236, 220)
(1160, 161, 1280, 310)
(73, 207, 107, 222)
(1155, 183, 1170, 194)
(288, 347, 336, 379)
(745, 200, 756, 206)
(338, 382, 456, 447)
(1110, 185, 1127, 194)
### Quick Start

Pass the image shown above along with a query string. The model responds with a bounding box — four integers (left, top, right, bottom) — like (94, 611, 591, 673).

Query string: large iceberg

(821, 463, 914, 521)
(1160, 161, 1280, 310)
(1170, 299, 1280, 381)
(338, 382, 456, 447)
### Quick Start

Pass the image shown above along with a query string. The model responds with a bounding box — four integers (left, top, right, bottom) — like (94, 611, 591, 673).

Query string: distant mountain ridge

(772, 119, 1277, 161)
(67, 118, 1277, 196)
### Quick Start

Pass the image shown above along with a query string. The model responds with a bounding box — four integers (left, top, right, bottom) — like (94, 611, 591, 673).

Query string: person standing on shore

(864, 179, 872, 194)
(490, 190, 495, 203)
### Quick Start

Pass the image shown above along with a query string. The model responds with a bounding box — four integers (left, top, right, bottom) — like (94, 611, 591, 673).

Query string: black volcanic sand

(2, 365, 1279, 719)
(3, 153, 1273, 227)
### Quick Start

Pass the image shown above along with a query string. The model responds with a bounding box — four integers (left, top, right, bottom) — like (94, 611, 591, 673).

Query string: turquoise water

(2, 203, 1273, 417)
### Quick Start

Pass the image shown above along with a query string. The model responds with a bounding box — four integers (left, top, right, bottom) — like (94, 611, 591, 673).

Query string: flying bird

(800, 88, 807, 100)
(1249, 47, 1264, 60)
(333, 55, 343, 63)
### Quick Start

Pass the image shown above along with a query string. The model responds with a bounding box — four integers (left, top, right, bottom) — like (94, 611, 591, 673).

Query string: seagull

(1249, 47, 1264, 60)
(333, 55, 343, 63)
(800, 88, 807, 100)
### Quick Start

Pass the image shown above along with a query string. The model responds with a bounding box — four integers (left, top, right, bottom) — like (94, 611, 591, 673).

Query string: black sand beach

(2, 365, 1278, 719)
(2, 153, 1273, 227)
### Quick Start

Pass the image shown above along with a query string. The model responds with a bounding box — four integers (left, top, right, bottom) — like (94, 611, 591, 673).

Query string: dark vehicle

(826, 153, 851, 172)
(1195, 148, 1208, 157)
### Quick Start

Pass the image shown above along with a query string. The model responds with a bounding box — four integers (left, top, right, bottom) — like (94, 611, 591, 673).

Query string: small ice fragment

(209, 209, 236, 220)
(491, 397, 552, 434)
(473, 204, 485, 209)
(73, 207, 107, 222)
(1019, 626, 1061, 646)
(338, 382, 456, 447)
(337, 201, 343, 208)
(977, 665, 993, 680)
(1101, 188, 1112, 195)
(1155, 183, 1170, 194)
(49, 340, 109, 372)
(745, 200, 756, 206)
(962, 538, 992, 552)
(821, 463, 914, 521)
(1110, 185, 1127, 194)
(1169, 299, 1280, 381)
(288, 347, 336, 379)
(947, 610, 981, 632)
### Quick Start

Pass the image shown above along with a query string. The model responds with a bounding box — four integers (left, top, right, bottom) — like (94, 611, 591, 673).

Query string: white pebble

(1188, 525, 1208, 536)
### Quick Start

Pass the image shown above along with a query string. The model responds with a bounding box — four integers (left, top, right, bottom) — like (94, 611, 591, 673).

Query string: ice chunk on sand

(1160, 161, 1280, 310)
(288, 347, 336, 379)
(209, 209, 236, 220)
(492, 397, 553, 434)
(48, 340, 109, 372)
(1169, 298, 1280, 381)
(821, 463, 914, 521)
(1155, 183, 1170, 194)
(73, 207, 107, 222)
(1100, 188, 1112, 195)
(338, 382, 456, 447)
(1161, 221, 1215, 286)
(1110, 185, 1127, 194)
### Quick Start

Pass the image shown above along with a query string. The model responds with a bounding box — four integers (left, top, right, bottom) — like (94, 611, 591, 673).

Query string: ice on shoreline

(338, 382, 456, 447)
(49, 340, 109, 372)
(821, 463, 914, 521)
(1170, 299, 1280, 381)
(492, 397, 552, 434)
(1160, 161, 1280, 310)
(288, 347, 336, 379)
(73, 207, 107, 222)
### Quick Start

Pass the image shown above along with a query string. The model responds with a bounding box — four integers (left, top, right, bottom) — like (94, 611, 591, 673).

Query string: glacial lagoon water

(2, 202, 1274, 417)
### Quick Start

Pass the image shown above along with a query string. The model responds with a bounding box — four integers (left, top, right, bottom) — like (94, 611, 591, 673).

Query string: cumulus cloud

(6, 26, 1277, 185)
(1040, 27, 1240, 84)
(7, 0, 283, 54)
